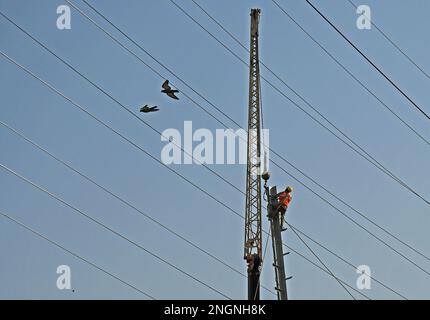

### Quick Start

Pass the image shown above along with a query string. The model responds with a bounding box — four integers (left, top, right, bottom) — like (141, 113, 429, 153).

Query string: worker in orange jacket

(276, 186, 293, 230)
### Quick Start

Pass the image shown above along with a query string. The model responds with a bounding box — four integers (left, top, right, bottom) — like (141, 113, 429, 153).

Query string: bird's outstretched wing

(167, 92, 179, 100)
(162, 80, 171, 90)
(150, 106, 159, 112)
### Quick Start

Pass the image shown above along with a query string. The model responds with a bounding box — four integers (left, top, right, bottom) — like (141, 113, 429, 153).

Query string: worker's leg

(279, 206, 286, 230)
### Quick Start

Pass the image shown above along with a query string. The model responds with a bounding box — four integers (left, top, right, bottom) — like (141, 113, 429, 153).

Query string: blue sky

(0, 0, 429, 299)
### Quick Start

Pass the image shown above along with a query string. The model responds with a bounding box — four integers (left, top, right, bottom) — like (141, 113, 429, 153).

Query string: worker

(276, 186, 293, 230)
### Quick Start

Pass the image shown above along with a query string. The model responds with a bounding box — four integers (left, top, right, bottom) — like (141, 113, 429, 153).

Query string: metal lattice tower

(244, 8, 263, 300)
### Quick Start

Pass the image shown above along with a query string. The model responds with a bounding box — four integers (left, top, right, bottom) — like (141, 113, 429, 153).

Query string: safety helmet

(286, 186, 293, 193)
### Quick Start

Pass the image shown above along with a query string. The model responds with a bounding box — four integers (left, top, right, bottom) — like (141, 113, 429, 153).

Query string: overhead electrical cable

(0, 162, 232, 299)
(269, 0, 429, 147)
(59, 1, 430, 262)
(305, 0, 430, 121)
(0, 209, 156, 299)
(2, 37, 429, 285)
(286, 221, 359, 300)
(0, 119, 276, 296)
(0, 50, 363, 296)
(346, 0, 430, 81)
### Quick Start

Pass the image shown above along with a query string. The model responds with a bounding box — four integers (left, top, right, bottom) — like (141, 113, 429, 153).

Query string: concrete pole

(268, 186, 288, 300)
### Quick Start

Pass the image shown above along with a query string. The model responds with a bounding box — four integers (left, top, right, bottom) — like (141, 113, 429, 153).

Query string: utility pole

(244, 8, 263, 301)
(263, 177, 289, 300)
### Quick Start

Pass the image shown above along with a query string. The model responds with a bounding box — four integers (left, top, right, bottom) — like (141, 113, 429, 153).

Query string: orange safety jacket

(278, 192, 292, 208)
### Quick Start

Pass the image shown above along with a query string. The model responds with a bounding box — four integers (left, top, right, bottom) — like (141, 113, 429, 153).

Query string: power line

(270, 0, 430, 148)
(0, 209, 156, 299)
(286, 221, 358, 300)
(271, 143, 430, 264)
(0, 162, 232, 299)
(288, 223, 407, 299)
(305, 0, 430, 121)
(81, 0, 416, 199)
(167, 0, 430, 208)
(0, 117, 404, 299)
(166, 0, 430, 263)
(2, 20, 429, 287)
(277, 239, 371, 299)
(63, 0, 231, 130)
(0, 50, 346, 294)
(69, 0, 430, 293)
(0, 124, 368, 301)
(0, 127, 370, 298)
(270, 151, 430, 278)
(0, 10, 242, 198)
(74, 0, 430, 270)
(87, 0, 430, 211)
(0, 50, 243, 222)
(69, 0, 430, 264)
(0, 52, 381, 299)
(0, 4, 418, 300)
(0, 119, 276, 296)
(1, 9, 426, 296)
(346, 0, 430, 81)
(0, 48, 346, 298)
(186, 0, 430, 264)
(0, 119, 275, 296)
(0, 11, 273, 290)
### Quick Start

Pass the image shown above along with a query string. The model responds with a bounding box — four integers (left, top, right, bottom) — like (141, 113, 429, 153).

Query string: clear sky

(0, 0, 429, 299)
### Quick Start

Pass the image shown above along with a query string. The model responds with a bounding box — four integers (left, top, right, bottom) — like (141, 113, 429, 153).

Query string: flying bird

(139, 105, 159, 113)
(161, 80, 179, 100)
